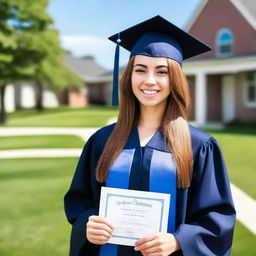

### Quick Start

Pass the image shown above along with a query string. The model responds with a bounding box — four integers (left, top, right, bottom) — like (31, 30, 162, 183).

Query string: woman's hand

(134, 232, 180, 256)
(86, 215, 114, 245)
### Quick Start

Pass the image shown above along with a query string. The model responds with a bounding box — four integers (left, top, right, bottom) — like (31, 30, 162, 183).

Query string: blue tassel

(112, 33, 121, 106)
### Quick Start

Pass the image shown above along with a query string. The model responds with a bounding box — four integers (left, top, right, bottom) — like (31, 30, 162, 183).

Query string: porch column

(195, 72, 207, 126)
(5, 84, 15, 113)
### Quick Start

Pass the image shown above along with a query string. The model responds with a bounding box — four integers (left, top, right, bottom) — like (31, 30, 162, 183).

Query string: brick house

(5, 55, 111, 112)
(61, 55, 112, 106)
(6, 0, 256, 125)
(183, 0, 256, 126)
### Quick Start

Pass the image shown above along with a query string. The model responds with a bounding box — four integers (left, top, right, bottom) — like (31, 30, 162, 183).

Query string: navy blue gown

(64, 123, 236, 256)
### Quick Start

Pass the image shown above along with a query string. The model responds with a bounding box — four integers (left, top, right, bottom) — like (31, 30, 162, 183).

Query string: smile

(141, 89, 160, 96)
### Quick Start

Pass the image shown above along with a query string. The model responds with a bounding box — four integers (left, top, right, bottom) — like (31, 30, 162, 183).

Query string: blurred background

(0, 0, 255, 255)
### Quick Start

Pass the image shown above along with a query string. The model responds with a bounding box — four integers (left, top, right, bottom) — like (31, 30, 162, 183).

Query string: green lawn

(205, 129, 256, 199)
(232, 221, 256, 255)
(0, 158, 76, 256)
(3, 105, 118, 127)
(0, 107, 255, 254)
(0, 158, 255, 256)
(0, 135, 84, 150)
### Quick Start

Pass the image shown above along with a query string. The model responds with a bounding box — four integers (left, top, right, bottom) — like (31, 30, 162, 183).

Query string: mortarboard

(109, 15, 211, 106)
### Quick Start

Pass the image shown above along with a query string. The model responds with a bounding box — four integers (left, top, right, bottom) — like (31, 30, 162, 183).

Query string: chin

(140, 101, 164, 108)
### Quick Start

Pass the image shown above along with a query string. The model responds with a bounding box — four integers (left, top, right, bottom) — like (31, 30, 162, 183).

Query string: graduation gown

(64, 123, 236, 256)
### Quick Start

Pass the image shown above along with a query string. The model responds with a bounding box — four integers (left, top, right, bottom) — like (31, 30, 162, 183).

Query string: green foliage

(0, 0, 83, 123)
(10, 0, 52, 29)
(0, 1, 17, 84)
(40, 50, 83, 92)
(7, 0, 82, 88)
(0, 0, 51, 82)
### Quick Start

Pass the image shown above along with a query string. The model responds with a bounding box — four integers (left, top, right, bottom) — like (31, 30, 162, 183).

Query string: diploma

(99, 187, 170, 246)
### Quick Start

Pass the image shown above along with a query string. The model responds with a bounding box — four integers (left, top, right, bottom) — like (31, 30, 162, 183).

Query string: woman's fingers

(88, 234, 110, 241)
(86, 229, 110, 245)
(86, 215, 114, 245)
(87, 227, 111, 237)
(135, 233, 180, 256)
(135, 233, 156, 250)
(136, 239, 158, 252)
(87, 221, 113, 235)
(89, 215, 114, 229)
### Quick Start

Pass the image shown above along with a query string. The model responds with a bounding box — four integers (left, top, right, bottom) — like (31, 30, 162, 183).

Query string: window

(245, 72, 256, 107)
(216, 29, 233, 57)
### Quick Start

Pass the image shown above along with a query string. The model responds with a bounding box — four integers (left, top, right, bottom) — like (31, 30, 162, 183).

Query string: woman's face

(131, 55, 171, 109)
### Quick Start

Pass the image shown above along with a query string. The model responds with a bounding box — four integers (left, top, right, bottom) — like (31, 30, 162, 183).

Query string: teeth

(142, 90, 158, 95)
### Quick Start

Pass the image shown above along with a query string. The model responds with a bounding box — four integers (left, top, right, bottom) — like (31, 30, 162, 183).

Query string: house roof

(184, 0, 208, 31)
(230, 0, 256, 29)
(100, 66, 126, 77)
(185, 0, 256, 31)
(64, 54, 107, 82)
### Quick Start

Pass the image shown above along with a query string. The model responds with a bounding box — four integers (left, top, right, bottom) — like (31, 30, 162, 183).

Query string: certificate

(99, 187, 170, 246)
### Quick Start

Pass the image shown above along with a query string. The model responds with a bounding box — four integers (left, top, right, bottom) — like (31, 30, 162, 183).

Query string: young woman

(64, 16, 236, 256)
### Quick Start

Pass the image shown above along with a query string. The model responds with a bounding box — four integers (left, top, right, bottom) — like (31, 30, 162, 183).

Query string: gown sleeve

(64, 135, 101, 256)
(174, 137, 236, 256)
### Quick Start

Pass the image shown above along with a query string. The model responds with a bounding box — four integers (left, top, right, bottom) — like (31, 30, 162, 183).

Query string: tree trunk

(0, 85, 7, 124)
(35, 81, 44, 111)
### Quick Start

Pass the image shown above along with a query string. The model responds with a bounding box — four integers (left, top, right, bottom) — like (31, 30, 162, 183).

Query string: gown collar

(124, 126, 169, 152)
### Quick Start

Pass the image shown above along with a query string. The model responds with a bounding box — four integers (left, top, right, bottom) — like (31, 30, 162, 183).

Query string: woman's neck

(137, 104, 166, 140)
(139, 104, 165, 128)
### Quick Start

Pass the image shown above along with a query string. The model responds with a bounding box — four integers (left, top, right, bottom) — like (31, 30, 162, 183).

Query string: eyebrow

(134, 64, 168, 69)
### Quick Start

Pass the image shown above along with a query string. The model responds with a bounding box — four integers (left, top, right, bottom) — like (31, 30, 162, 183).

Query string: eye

(157, 70, 168, 75)
(134, 69, 145, 73)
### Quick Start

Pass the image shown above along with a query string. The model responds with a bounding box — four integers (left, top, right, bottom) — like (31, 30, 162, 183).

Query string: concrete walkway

(231, 184, 256, 235)
(0, 127, 98, 141)
(0, 148, 82, 158)
(0, 127, 256, 236)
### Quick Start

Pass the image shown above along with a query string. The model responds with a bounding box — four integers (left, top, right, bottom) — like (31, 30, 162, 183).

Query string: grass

(0, 135, 84, 150)
(0, 158, 76, 256)
(205, 129, 256, 199)
(3, 105, 118, 127)
(0, 158, 255, 256)
(0, 106, 255, 254)
(232, 221, 256, 255)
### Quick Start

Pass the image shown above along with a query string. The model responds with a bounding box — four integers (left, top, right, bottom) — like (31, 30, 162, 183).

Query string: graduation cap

(109, 15, 211, 106)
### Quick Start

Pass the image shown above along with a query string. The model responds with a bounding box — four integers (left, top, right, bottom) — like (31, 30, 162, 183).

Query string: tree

(33, 29, 83, 111)
(0, 0, 18, 123)
(0, 0, 82, 123)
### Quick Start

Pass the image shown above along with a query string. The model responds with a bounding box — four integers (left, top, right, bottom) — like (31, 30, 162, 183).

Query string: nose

(144, 72, 156, 85)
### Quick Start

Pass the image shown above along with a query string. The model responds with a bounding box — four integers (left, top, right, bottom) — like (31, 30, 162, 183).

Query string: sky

(47, 0, 202, 70)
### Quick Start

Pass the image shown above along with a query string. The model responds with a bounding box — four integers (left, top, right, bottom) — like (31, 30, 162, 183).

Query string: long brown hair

(96, 56, 193, 188)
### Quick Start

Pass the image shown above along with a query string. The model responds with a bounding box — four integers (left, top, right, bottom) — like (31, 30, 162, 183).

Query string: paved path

(0, 127, 256, 235)
(0, 148, 82, 158)
(231, 184, 256, 235)
(0, 127, 98, 141)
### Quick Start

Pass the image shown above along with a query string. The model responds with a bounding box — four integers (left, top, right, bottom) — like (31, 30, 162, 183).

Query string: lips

(141, 89, 160, 96)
